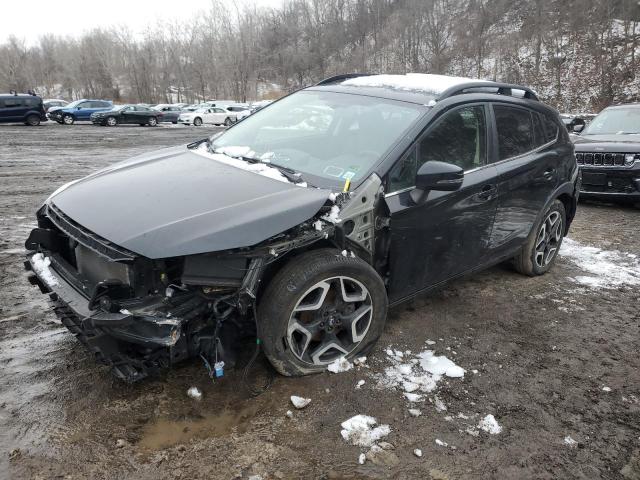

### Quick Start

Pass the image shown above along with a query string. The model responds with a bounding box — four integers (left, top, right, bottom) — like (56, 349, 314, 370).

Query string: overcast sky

(2, 0, 283, 44)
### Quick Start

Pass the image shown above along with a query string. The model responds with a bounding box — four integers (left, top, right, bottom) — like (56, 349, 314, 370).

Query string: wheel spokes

(294, 281, 331, 312)
(342, 305, 373, 343)
(287, 276, 373, 366)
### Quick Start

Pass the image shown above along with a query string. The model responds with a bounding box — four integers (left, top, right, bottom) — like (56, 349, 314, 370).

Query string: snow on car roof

(341, 73, 492, 96)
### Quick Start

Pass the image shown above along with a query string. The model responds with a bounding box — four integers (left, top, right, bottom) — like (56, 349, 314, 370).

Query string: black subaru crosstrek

(573, 103, 640, 204)
(24, 74, 579, 382)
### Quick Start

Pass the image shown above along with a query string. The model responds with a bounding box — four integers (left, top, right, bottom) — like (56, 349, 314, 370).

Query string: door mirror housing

(572, 124, 584, 133)
(415, 161, 464, 192)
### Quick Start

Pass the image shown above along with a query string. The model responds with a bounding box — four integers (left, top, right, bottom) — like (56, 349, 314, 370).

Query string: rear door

(489, 104, 561, 255)
(385, 103, 499, 302)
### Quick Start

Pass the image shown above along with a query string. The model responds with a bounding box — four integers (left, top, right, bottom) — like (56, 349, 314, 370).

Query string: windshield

(66, 100, 83, 108)
(209, 90, 424, 185)
(582, 107, 640, 135)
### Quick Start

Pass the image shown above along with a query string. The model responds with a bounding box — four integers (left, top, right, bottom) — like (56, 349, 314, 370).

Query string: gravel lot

(1, 123, 639, 480)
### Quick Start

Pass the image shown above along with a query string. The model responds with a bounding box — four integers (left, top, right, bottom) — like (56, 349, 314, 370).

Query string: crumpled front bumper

(24, 251, 192, 382)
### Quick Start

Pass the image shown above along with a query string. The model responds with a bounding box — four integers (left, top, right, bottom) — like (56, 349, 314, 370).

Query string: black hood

(573, 134, 640, 152)
(49, 145, 331, 259)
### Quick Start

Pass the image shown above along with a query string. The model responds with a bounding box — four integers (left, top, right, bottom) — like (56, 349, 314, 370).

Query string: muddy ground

(1, 123, 639, 480)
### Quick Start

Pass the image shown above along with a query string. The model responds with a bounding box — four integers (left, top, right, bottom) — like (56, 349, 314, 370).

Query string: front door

(385, 104, 499, 302)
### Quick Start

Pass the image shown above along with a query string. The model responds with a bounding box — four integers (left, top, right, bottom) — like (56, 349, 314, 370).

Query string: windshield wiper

(187, 137, 210, 149)
(239, 156, 307, 184)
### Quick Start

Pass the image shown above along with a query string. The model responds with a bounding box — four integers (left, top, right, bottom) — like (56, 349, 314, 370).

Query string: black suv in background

(25, 74, 579, 382)
(573, 103, 640, 203)
(0, 93, 47, 125)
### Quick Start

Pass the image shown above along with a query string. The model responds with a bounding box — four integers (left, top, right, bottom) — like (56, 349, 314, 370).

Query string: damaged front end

(24, 174, 390, 383)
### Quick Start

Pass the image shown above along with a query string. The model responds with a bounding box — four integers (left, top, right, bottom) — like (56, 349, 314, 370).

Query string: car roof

(309, 73, 539, 106)
(0, 93, 41, 98)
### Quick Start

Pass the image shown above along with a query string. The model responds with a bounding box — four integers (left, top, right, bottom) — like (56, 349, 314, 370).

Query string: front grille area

(575, 152, 638, 167)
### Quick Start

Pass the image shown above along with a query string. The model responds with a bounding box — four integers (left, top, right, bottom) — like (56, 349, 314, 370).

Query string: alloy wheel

(106, 117, 117, 126)
(149, 117, 157, 126)
(534, 211, 563, 268)
(286, 276, 373, 366)
(63, 115, 74, 125)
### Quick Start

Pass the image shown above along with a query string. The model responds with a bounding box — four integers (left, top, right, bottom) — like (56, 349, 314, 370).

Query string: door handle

(478, 184, 497, 201)
(543, 167, 556, 178)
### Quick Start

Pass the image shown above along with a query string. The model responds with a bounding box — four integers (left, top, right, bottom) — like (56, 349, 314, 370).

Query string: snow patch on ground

(186, 387, 202, 400)
(340, 415, 390, 447)
(31, 253, 59, 287)
(478, 414, 502, 434)
(377, 347, 465, 399)
(290, 395, 311, 409)
(327, 356, 353, 373)
(560, 238, 640, 288)
(564, 435, 578, 447)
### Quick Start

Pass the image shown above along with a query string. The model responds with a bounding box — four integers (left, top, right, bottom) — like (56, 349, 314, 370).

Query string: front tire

(62, 114, 75, 125)
(193, 117, 202, 126)
(224, 117, 232, 127)
(148, 116, 158, 127)
(513, 199, 566, 276)
(106, 116, 117, 127)
(259, 249, 388, 376)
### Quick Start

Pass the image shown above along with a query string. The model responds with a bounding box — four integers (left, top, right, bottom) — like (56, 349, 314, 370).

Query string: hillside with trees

(1, 0, 639, 112)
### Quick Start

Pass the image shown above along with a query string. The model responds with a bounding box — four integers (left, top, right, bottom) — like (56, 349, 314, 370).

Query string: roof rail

(439, 82, 539, 101)
(316, 73, 373, 86)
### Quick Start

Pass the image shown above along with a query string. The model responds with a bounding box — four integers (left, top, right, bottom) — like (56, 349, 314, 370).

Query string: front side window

(210, 90, 424, 186)
(419, 105, 486, 171)
(388, 105, 486, 192)
(494, 105, 534, 160)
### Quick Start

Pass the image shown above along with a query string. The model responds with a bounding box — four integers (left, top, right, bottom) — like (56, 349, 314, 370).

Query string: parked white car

(225, 104, 251, 121)
(178, 107, 237, 126)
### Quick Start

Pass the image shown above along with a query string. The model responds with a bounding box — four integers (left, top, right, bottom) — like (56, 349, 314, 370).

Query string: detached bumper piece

(25, 252, 207, 383)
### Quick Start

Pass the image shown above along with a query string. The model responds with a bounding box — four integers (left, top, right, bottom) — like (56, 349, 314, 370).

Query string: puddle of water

(138, 404, 259, 451)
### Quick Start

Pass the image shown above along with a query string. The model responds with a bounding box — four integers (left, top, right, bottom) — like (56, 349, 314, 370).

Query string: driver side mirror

(415, 161, 464, 191)
(572, 124, 584, 133)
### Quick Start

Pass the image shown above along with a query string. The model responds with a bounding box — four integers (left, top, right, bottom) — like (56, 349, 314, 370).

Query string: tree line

(1, 0, 639, 112)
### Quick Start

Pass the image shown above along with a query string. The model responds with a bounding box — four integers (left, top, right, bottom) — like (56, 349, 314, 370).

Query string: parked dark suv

(24, 74, 579, 382)
(573, 103, 640, 203)
(0, 93, 47, 125)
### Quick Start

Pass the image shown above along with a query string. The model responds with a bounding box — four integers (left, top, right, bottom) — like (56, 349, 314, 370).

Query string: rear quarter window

(542, 114, 560, 143)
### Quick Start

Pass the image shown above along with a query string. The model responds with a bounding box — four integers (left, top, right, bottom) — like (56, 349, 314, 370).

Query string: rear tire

(193, 117, 202, 126)
(513, 199, 566, 276)
(62, 114, 75, 125)
(259, 249, 388, 376)
(25, 114, 40, 126)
